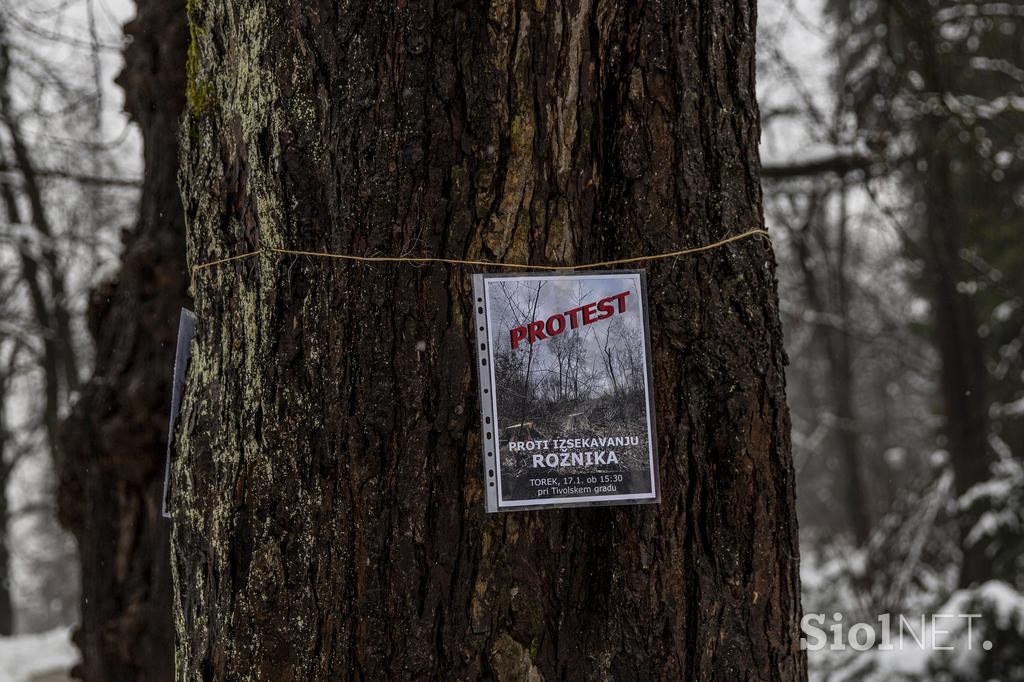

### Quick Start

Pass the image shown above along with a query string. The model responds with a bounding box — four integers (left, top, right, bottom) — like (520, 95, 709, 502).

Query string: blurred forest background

(0, 0, 1020, 680)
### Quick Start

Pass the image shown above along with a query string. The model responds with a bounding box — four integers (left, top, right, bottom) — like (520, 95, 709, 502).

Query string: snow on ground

(0, 628, 77, 682)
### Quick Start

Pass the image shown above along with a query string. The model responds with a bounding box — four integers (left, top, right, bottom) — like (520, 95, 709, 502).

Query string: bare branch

(0, 164, 140, 188)
(762, 153, 876, 179)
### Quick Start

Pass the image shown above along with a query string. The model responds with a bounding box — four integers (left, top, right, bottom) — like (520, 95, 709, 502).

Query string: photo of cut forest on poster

(481, 272, 658, 508)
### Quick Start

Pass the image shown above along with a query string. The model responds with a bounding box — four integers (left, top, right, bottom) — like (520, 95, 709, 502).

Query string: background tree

(58, 0, 186, 678)
(0, 0, 139, 637)
(777, 187, 872, 547)
(0, 275, 28, 635)
(171, 0, 804, 678)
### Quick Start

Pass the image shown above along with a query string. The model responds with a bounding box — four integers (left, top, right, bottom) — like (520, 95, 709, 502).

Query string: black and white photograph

(476, 272, 658, 510)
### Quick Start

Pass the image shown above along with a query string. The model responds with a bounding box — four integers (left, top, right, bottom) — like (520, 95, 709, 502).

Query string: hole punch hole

(486, 432, 492, 440)
(485, 416, 490, 424)
(481, 358, 487, 366)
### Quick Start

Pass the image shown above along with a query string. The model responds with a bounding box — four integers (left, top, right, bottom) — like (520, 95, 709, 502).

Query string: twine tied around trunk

(189, 228, 772, 282)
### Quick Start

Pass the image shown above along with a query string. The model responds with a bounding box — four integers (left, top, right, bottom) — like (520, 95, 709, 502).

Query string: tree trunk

(786, 203, 871, 548)
(907, 2, 995, 587)
(173, 1, 804, 679)
(922, 141, 993, 588)
(0, 36, 66, 465)
(0, 463, 11, 636)
(57, 0, 187, 678)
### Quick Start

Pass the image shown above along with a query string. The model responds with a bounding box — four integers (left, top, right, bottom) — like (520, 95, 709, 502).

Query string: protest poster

(473, 272, 659, 512)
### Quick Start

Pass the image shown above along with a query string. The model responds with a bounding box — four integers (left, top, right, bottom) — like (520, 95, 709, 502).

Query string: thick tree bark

(57, 0, 187, 678)
(174, 1, 804, 679)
